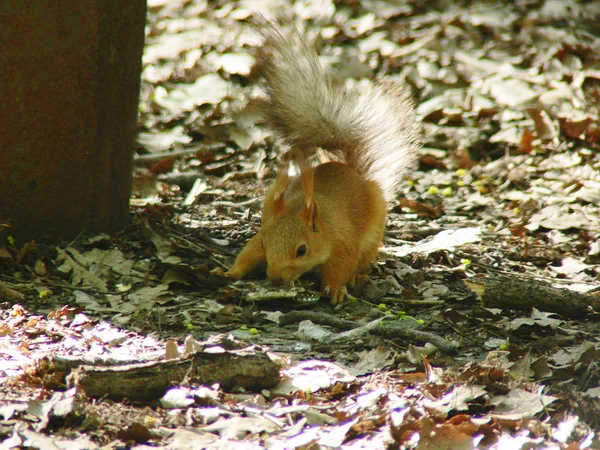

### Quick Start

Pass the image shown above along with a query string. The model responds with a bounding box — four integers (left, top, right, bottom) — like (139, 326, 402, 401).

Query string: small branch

(134, 146, 219, 164)
(280, 310, 458, 354)
(465, 275, 600, 318)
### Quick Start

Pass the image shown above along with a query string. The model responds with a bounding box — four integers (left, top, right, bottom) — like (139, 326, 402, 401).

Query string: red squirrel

(214, 25, 419, 303)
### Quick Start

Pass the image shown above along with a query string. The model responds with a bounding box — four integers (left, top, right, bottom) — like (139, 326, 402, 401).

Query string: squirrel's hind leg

(320, 246, 359, 304)
(349, 239, 382, 289)
(356, 239, 381, 275)
(350, 273, 371, 288)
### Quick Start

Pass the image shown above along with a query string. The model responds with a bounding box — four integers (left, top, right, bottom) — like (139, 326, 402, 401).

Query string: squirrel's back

(253, 25, 420, 202)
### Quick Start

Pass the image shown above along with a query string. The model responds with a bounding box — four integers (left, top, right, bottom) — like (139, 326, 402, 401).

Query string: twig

(134, 146, 218, 164)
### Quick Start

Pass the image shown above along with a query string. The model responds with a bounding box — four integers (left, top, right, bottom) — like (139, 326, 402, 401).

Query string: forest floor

(1, 0, 600, 448)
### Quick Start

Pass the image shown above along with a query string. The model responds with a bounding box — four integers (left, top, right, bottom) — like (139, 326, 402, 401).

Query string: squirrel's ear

(311, 202, 321, 232)
(296, 153, 314, 205)
(273, 194, 285, 216)
(301, 200, 320, 232)
(271, 157, 291, 217)
(293, 149, 318, 231)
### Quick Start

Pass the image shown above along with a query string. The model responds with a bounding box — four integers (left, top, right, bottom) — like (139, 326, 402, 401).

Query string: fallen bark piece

(68, 346, 281, 401)
(465, 275, 600, 318)
(50, 353, 164, 374)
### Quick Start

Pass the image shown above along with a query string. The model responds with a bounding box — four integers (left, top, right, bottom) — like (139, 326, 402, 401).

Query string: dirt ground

(1, 0, 600, 448)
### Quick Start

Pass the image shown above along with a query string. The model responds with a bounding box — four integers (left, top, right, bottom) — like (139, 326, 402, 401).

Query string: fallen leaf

(490, 387, 558, 420)
(273, 360, 355, 395)
(201, 416, 279, 439)
(348, 347, 395, 376)
(427, 384, 487, 415)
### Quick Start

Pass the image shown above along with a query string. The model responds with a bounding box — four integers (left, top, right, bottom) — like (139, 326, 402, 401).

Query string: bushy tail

(253, 25, 420, 201)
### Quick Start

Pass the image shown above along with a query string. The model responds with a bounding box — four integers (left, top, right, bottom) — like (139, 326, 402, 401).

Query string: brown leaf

(559, 116, 594, 140)
(518, 128, 534, 154)
(16, 241, 37, 265)
(149, 157, 174, 174)
(455, 147, 475, 169)
(419, 420, 476, 450)
(398, 199, 443, 219)
(117, 422, 156, 444)
(420, 155, 448, 170)
(526, 108, 559, 141)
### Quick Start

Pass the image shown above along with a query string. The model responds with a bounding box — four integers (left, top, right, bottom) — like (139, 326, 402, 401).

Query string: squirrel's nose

(266, 266, 282, 282)
(267, 266, 292, 284)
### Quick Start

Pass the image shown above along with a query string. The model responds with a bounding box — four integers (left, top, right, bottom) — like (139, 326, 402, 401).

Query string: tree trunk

(0, 0, 146, 242)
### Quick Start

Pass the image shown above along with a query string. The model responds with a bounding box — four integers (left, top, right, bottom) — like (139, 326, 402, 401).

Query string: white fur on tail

(255, 26, 420, 202)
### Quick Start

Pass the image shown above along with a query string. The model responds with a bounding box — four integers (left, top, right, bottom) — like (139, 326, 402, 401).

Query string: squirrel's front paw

(324, 285, 348, 305)
(210, 267, 243, 279)
(210, 267, 226, 277)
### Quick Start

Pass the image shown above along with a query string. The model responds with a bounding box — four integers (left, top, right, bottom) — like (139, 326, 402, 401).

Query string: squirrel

(214, 25, 420, 304)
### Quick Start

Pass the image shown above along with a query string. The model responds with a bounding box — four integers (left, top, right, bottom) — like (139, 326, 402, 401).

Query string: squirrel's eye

(296, 244, 307, 257)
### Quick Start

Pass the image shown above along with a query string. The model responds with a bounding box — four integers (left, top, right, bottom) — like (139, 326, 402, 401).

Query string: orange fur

(221, 25, 419, 303)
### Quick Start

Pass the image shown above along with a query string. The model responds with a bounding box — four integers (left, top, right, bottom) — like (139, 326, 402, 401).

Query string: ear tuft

(300, 200, 320, 232)
(271, 156, 291, 217)
(311, 202, 320, 232)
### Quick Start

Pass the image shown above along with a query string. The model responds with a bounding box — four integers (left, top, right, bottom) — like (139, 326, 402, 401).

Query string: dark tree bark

(0, 1, 146, 242)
